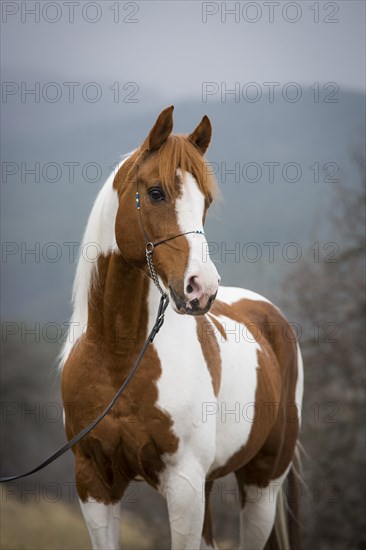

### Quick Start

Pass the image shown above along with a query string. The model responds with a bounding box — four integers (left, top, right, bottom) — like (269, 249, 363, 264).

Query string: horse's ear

(188, 115, 212, 155)
(146, 106, 174, 152)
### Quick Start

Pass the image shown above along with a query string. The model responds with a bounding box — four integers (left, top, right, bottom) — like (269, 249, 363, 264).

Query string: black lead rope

(0, 162, 204, 483)
(0, 294, 170, 483)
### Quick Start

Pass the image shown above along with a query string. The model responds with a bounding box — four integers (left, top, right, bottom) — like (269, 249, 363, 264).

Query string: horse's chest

(151, 317, 217, 460)
(208, 318, 260, 471)
(206, 312, 282, 473)
(147, 302, 279, 474)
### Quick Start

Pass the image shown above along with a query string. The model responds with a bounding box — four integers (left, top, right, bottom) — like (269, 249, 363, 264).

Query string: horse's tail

(266, 443, 303, 550)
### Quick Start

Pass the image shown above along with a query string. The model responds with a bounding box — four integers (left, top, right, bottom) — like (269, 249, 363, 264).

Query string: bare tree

(282, 153, 365, 549)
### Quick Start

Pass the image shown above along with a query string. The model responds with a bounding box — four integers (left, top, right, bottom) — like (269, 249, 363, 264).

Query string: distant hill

(1, 91, 364, 322)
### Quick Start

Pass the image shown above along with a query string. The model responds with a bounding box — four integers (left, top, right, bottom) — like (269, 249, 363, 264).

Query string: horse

(60, 106, 304, 550)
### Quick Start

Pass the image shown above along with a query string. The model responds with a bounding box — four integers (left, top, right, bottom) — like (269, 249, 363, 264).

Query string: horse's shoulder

(210, 285, 298, 361)
(216, 285, 273, 306)
(212, 285, 284, 323)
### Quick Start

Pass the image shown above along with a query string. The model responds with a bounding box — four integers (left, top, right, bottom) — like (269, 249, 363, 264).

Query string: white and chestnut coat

(61, 107, 303, 550)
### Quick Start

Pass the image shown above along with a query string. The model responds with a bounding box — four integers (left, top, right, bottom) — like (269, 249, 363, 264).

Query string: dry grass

(0, 490, 155, 550)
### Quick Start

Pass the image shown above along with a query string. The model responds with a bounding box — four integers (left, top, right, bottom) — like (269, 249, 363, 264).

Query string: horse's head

(114, 106, 220, 315)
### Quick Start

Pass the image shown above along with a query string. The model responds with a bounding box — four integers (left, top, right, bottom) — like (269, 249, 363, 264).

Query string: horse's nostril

(190, 298, 200, 310)
(187, 275, 202, 297)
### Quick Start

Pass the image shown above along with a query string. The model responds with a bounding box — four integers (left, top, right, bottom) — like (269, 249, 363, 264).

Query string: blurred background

(1, 1, 365, 549)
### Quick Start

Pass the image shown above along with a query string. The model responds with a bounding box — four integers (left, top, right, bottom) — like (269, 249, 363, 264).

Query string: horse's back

(206, 285, 303, 481)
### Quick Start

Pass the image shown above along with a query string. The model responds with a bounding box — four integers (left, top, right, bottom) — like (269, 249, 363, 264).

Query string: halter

(135, 164, 205, 297)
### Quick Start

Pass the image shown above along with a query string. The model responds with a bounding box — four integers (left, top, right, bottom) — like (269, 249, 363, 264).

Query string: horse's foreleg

(160, 459, 207, 550)
(75, 448, 128, 550)
(79, 499, 121, 550)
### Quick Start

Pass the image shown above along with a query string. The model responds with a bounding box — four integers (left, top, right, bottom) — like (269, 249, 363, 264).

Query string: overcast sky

(2, 0, 365, 107)
(1, 1, 365, 321)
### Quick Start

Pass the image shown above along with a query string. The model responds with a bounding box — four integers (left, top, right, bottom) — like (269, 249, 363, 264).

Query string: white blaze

(175, 169, 220, 298)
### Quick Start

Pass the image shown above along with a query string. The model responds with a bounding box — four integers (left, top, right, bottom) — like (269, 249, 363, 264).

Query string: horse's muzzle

(169, 286, 217, 316)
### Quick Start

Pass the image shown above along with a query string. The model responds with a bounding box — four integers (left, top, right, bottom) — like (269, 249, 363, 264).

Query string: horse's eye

(148, 187, 165, 202)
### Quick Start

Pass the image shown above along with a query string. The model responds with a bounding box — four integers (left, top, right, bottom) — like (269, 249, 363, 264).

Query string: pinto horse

(61, 106, 303, 550)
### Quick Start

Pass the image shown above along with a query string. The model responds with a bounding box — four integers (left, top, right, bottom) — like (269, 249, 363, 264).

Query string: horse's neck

(87, 252, 151, 360)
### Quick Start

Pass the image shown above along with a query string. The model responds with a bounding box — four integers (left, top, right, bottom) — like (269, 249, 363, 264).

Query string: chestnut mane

(116, 135, 219, 201)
